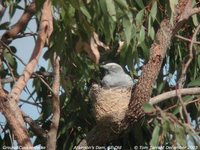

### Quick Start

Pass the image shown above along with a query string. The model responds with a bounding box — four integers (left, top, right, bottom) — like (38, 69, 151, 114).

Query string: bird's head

(100, 63, 124, 75)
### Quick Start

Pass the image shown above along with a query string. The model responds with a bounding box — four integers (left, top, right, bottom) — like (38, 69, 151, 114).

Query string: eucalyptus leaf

(150, 125, 160, 147)
(80, 6, 91, 20)
(150, 1, 157, 21)
(123, 18, 132, 45)
(114, 0, 129, 9)
(136, 9, 144, 24)
(3, 49, 15, 67)
(162, 120, 170, 136)
(135, 0, 145, 9)
(192, 14, 199, 26)
(188, 78, 200, 87)
(175, 126, 187, 146)
(138, 26, 145, 45)
(105, 0, 117, 22)
(0, 22, 10, 30)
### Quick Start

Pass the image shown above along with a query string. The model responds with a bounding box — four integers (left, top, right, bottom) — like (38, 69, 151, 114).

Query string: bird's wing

(101, 74, 133, 88)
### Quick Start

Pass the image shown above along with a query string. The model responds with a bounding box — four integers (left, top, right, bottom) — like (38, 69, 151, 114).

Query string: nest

(89, 84, 132, 125)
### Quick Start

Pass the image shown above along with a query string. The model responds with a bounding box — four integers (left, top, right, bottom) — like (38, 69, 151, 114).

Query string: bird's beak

(100, 65, 107, 70)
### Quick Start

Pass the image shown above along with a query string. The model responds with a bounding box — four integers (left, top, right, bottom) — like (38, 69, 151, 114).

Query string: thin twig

(20, 99, 41, 108)
(0, 40, 27, 66)
(175, 34, 200, 45)
(3, 60, 16, 83)
(14, 33, 37, 39)
(164, 98, 200, 112)
(33, 73, 54, 94)
(22, 111, 47, 138)
(1, 39, 55, 98)
(177, 23, 200, 123)
(1, 72, 53, 84)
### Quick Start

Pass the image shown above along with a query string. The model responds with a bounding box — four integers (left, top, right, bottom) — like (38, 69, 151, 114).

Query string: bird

(89, 63, 134, 125)
(86, 63, 134, 145)
(100, 63, 134, 88)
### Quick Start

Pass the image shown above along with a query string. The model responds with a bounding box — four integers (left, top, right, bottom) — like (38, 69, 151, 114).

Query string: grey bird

(86, 63, 134, 145)
(100, 63, 134, 88)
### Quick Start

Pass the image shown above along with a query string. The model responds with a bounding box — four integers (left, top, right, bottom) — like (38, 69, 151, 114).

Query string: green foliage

(1, 0, 200, 149)
(150, 124, 160, 147)
(148, 109, 200, 149)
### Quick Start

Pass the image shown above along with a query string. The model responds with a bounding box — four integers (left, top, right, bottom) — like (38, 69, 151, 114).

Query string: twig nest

(89, 84, 132, 125)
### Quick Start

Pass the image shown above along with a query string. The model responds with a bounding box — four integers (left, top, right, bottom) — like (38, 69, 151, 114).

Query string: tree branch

(0, 1, 37, 136)
(5, 0, 53, 127)
(8, 0, 53, 103)
(150, 87, 200, 105)
(0, 0, 53, 148)
(0, 33, 36, 149)
(191, 7, 200, 16)
(1, 1, 36, 43)
(0, 88, 33, 148)
(22, 111, 47, 138)
(1, 71, 53, 84)
(46, 53, 60, 150)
